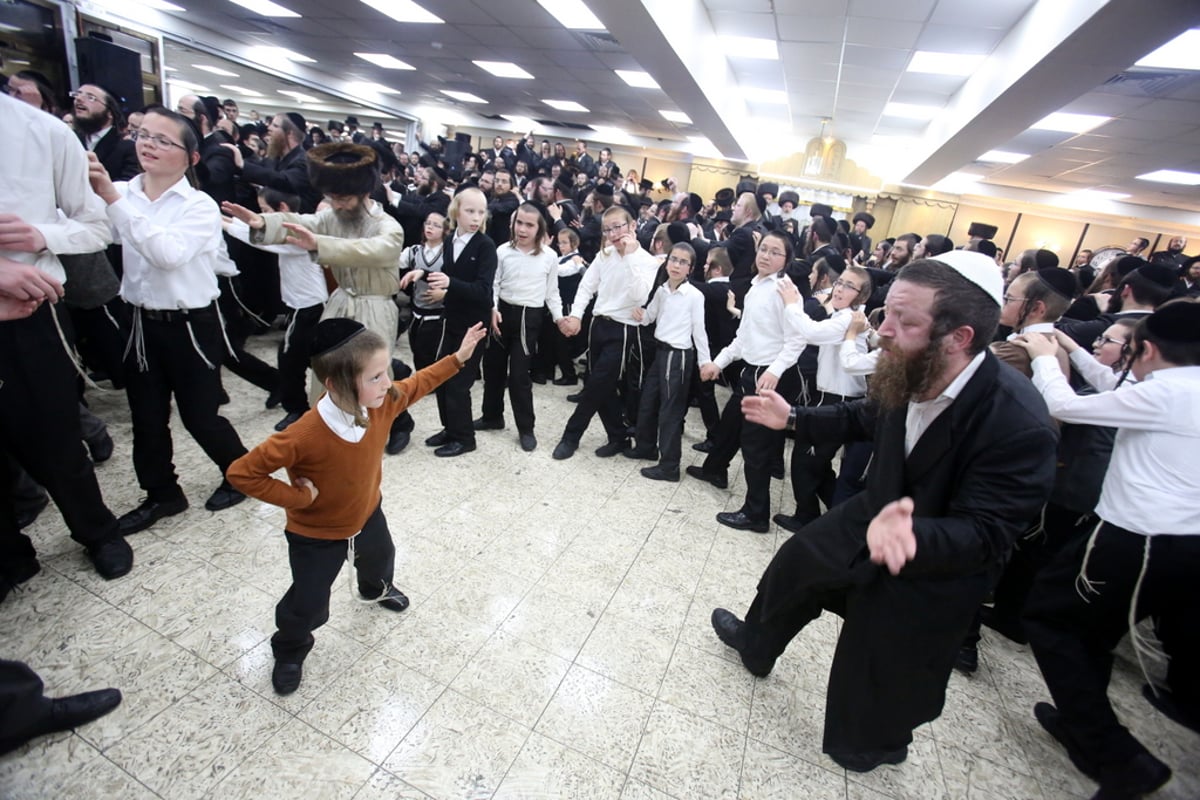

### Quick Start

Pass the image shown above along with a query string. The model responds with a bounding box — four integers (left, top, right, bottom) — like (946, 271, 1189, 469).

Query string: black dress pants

(788, 391, 856, 525)
(634, 344, 694, 470)
(1024, 523, 1200, 764)
(0, 304, 118, 554)
(737, 366, 800, 523)
(562, 316, 637, 445)
(481, 301, 542, 434)
(277, 303, 324, 414)
(272, 504, 397, 663)
(124, 306, 247, 500)
(217, 275, 279, 395)
(434, 322, 482, 447)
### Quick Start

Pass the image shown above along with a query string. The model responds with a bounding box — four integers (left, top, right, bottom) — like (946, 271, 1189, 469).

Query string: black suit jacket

(240, 145, 320, 212)
(90, 128, 140, 181)
(442, 232, 497, 331)
(198, 132, 238, 207)
(759, 352, 1058, 753)
(695, 278, 738, 355)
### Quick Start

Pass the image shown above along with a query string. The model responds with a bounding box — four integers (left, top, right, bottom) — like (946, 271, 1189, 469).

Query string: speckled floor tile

(492, 732, 625, 800)
(449, 631, 571, 727)
(657, 642, 755, 732)
(739, 736, 848, 799)
(576, 613, 677, 693)
(374, 601, 497, 685)
(629, 701, 744, 800)
(535, 664, 655, 772)
(499, 583, 601, 660)
(227, 626, 371, 711)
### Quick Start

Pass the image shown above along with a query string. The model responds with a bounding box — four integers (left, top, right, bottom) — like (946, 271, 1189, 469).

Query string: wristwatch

(786, 406, 797, 431)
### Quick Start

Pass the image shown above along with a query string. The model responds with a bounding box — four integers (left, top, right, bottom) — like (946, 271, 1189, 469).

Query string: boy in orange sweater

(228, 317, 485, 695)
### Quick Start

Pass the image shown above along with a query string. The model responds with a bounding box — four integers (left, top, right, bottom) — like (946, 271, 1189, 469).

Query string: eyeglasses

(1094, 335, 1126, 347)
(602, 221, 629, 235)
(757, 246, 786, 259)
(69, 90, 105, 105)
(1002, 294, 1027, 304)
(833, 279, 861, 292)
(666, 255, 693, 267)
(132, 131, 187, 151)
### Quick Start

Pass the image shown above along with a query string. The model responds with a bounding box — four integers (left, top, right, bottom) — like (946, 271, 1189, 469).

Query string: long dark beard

(73, 110, 107, 135)
(868, 338, 947, 411)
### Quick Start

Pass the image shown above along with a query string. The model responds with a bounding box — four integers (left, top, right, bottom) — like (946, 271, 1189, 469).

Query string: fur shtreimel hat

(853, 212, 875, 229)
(306, 143, 379, 197)
(968, 222, 998, 240)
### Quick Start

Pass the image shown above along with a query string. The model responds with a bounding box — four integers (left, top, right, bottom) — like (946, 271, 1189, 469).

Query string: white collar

(913, 350, 986, 408)
(317, 393, 366, 443)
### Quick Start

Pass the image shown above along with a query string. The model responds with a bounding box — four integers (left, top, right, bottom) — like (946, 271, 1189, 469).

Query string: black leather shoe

(595, 439, 630, 458)
(828, 746, 908, 773)
(1143, 683, 1200, 734)
(771, 464, 785, 480)
(641, 465, 679, 482)
(265, 387, 282, 409)
(272, 662, 303, 695)
(711, 608, 774, 677)
(566, 392, 582, 403)
(28, 687, 123, 741)
(692, 439, 715, 453)
(473, 416, 505, 431)
(1, 558, 41, 604)
(530, 373, 548, 385)
(717, 511, 769, 533)
(552, 439, 578, 460)
(1034, 702, 1099, 780)
(205, 481, 246, 512)
(435, 441, 476, 458)
(87, 432, 114, 464)
(552, 375, 577, 386)
(424, 430, 449, 447)
(772, 513, 810, 535)
(361, 584, 410, 612)
(979, 606, 1028, 644)
(519, 433, 537, 452)
(954, 644, 978, 674)
(274, 411, 304, 432)
(385, 429, 411, 455)
(87, 537, 133, 580)
(623, 445, 657, 461)
(685, 465, 728, 489)
(1094, 752, 1172, 799)
(118, 496, 189, 535)
(16, 493, 50, 529)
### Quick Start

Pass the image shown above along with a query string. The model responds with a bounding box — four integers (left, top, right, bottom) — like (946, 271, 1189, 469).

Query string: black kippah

(1137, 263, 1179, 290)
(1145, 301, 1200, 343)
(667, 222, 690, 245)
(1036, 268, 1077, 300)
(1114, 255, 1148, 278)
(311, 318, 365, 357)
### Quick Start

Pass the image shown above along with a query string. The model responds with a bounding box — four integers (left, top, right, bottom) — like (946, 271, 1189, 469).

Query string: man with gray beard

(221, 143, 413, 452)
(711, 252, 1058, 774)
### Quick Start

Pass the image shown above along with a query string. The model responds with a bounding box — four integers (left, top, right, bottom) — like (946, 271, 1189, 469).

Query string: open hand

(220, 201, 265, 229)
(867, 498, 916, 575)
(740, 387, 789, 429)
(455, 322, 487, 363)
(85, 152, 119, 203)
(281, 223, 318, 251)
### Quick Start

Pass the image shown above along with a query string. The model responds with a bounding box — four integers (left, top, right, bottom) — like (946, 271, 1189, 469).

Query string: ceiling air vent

(572, 31, 623, 52)
(1101, 69, 1200, 98)
(534, 118, 594, 130)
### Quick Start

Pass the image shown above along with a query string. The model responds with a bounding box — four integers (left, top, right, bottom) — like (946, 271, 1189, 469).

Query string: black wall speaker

(75, 36, 142, 114)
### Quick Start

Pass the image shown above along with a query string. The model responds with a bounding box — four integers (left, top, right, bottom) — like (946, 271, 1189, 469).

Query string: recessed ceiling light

(660, 109, 691, 124)
(591, 125, 633, 143)
(346, 81, 401, 95)
(743, 87, 788, 105)
(250, 46, 316, 64)
(166, 78, 209, 91)
(278, 89, 319, 102)
(219, 84, 265, 97)
(1030, 112, 1109, 133)
(354, 52, 415, 70)
(907, 51, 985, 76)
(883, 102, 940, 119)
(543, 99, 589, 112)
(978, 150, 1030, 164)
(441, 90, 488, 104)
(193, 64, 240, 77)
(357, 0, 443, 24)
(719, 36, 779, 60)
(227, 0, 299, 17)
(1136, 169, 1200, 186)
(615, 70, 659, 89)
(473, 61, 534, 80)
(1066, 189, 1130, 201)
(1135, 28, 1200, 71)
(124, 0, 186, 11)
(536, 0, 603, 30)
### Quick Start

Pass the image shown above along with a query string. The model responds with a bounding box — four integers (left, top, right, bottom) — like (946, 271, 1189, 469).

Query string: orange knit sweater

(227, 356, 460, 540)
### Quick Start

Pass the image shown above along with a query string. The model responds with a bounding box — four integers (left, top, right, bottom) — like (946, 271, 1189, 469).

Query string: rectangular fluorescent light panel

(227, 0, 299, 17)
(473, 61, 534, 80)
(883, 102, 940, 119)
(252, 46, 316, 63)
(743, 87, 788, 104)
(1136, 169, 1200, 186)
(907, 51, 985, 76)
(354, 52, 415, 70)
(615, 70, 659, 89)
(219, 84, 265, 96)
(543, 99, 589, 112)
(1031, 112, 1109, 133)
(346, 81, 401, 95)
(660, 109, 691, 124)
(536, 0, 603, 30)
(1135, 28, 1200, 71)
(978, 150, 1029, 164)
(358, 0, 443, 23)
(193, 64, 240, 77)
(441, 90, 488, 104)
(278, 89, 319, 102)
(719, 36, 779, 60)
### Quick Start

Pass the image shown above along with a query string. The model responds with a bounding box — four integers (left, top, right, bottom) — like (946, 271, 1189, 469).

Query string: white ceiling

(126, 0, 1200, 213)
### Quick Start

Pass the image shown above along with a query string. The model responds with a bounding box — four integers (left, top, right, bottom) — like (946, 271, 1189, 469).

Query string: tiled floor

(3, 332, 1197, 799)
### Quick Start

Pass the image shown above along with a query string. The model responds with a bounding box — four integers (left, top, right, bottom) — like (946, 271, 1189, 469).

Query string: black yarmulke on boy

(1145, 301, 1200, 342)
(311, 318, 365, 357)
(1037, 268, 1078, 300)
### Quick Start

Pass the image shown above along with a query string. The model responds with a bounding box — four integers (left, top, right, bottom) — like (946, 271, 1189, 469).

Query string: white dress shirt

(904, 350, 986, 456)
(227, 219, 328, 309)
(1032, 358, 1200, 535)
(400, 243, 445, 312)
(714, 272, 805, 376)
(1006, 321, 1056, 341)
(85, 126, 112, 152)
(452, 229, 476, 260)
(839, 343, 878, 376)
(785, 304, 867, 396)
(557, 250, 585, 278)
(641, 280, 711, 364)
(570, 243, 659, 325)
(108, 174, 223, 310)
(493, 242, 563, 320)
(317, 394, 365, 443)
(0, 94, 111, 284)
(1068, 348, 1133, 394)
